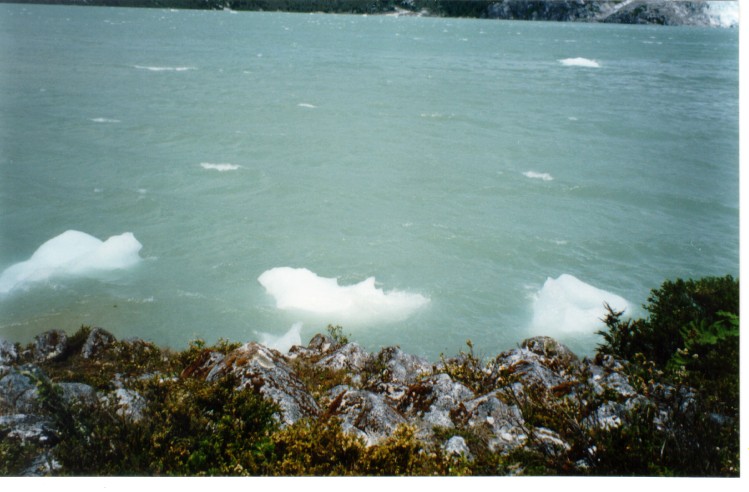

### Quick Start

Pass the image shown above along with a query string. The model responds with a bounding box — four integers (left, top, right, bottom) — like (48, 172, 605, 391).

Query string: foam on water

(558, 58, 600, 68)
(257, 322, 303, 354)
(258, 267, 430, 325)
(530, 274, 631, 335)
(0, 230, 143, 294)
(200, 163, 240, 171)
(523, 171, 554, 181)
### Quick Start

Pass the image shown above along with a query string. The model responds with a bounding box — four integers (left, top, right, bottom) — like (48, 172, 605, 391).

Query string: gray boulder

(463, 392, 527, 452)
(0, 339, 19, 365)
(33, 330, 68, 363)
(442, 435, 472, 460)
(205, 342, 320, 426)
(315, 342, 371, 373)
(398, 373, 475, 429)
(0, 366, 42, 413)
(81, 328, 117, 359)
(377, 346, 433, 385)
(0, 413, 57, 445)
(326, 385, 408, 447)
(108, 388, 147, 422)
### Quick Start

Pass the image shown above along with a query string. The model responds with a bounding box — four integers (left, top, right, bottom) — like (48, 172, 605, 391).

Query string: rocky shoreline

(1, 325, 699, 475)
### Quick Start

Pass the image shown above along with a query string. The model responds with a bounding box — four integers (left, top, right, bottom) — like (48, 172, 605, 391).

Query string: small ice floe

(133, 65, 196, 72)
(0, 230, 143, 294)
(523, 171, 553, 181)
(200, 163, 240, 172)
(558, 57, 600, 68)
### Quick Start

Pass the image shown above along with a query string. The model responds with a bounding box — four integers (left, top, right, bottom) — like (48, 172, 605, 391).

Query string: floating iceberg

(258, 267, 429, 325)
(200, 162, 240, 172)
(559, 57, 600, 68)
(0, 230, 143, 294)
(531, 274, 630, 335)
(523, 171, 554, 181)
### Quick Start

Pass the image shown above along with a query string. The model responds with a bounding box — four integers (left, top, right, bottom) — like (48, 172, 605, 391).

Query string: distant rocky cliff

(1, 1, 739, 27)
(484, 0, 738, 27)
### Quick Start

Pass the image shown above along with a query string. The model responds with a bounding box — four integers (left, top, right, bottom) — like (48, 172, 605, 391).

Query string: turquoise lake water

(0, 4, 739, 359)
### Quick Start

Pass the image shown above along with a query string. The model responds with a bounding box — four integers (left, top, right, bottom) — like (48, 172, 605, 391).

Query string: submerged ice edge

(257, 322, 303, 354)
(0, 230, 143, 295)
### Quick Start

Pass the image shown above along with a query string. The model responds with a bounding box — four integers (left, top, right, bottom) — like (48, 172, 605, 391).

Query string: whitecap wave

(90, 117, 120, 123)
(530, 274, 631, 335)
(258, 267, 430, 325)
(523, 171, 553, 181)
(297, 103, 317, 109)
(134, 65, 196, 72)
(258, 322, 303, 353)
(200, 163, 240, 172)
(0, 230, 143, 294)
(559, 57, 600, 68)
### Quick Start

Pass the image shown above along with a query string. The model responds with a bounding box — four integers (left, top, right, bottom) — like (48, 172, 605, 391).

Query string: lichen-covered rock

(108, 388, 146, 422)
(362, 346, 435, 405)
(307, 333, 336, 352)
(531, 426, 571, 457)
(0, 413, 57, 445)
(179, 350, 225, 379)
(58, 382, 98, 406)
(288, 333, 337, 361)
(81, 327, 116, 359)
(0, 366, 42, 413)
(586, 362, 637, 399)
(33, 330, 68, 363)
(205, 342, 320, 426)
(0, 338, 19, 365)
(377, 346, 433, 385)
(399, 373, 474, 429)
(496, 349, 569, 392)
(327, 385, 408, 447)
(521, 336, 579, 371)
(463, 392, 527, 452)
(442, 435, 472, 460)
(494, 338, 583, 394)
(315, 342, 371, 373)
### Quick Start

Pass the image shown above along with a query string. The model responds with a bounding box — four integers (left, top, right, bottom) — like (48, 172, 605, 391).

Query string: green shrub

(598, 275, 738, 366)
(596, 275, 739, 477)
(268, 417, 366, 476)
(36, 370, 279, 475)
